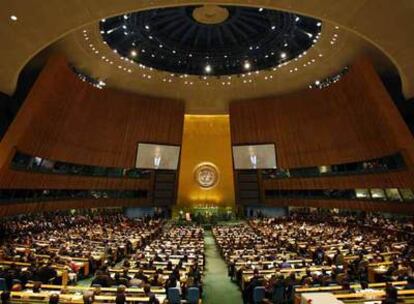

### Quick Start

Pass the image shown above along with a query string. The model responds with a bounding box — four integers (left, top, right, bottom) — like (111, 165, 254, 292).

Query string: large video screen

(232, 144, 277, 170)
(136, 143, 180, 170)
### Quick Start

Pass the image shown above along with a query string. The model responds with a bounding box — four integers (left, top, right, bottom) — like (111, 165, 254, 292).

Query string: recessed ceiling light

(10, 15, 18, 21)
(204, 64, 212, 73)
(243, 61, 251, 70)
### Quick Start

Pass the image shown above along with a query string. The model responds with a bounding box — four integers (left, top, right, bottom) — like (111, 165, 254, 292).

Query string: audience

(1, 209, 413, 303)
(214, 211, 414, 303)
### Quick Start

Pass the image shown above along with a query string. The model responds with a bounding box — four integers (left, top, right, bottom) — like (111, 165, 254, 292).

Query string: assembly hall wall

(230, 57, 414, 213)
(0, 55, 184, 214)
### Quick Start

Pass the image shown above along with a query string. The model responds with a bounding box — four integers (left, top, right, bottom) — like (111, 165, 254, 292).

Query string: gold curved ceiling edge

(0, 0, 413, 99)
(50, 21, 384, 114)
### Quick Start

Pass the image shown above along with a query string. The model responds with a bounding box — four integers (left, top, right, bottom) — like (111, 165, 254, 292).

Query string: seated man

(144, 284, 160, 304)
(243, 269, 263, 304)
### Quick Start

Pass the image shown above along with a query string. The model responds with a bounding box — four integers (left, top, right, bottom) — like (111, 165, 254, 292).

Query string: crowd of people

(213, 212, 414, 304)
(0, 210, 204, 304)
(1, 208, 414, 304)
(88, 225, 205, 303)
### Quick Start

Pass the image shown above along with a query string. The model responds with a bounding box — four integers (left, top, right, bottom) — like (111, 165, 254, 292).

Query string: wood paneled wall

(0, 55, 184, 168)
(230, 57, 414, 168)
(230, 57, 414, 213)
(0, 55, 184, 214)
(0, 198, 151, 217)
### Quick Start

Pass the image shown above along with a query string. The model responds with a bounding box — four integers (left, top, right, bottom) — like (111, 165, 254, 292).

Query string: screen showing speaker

(232, 144, 276, 169)
(136, 143, 180, 170)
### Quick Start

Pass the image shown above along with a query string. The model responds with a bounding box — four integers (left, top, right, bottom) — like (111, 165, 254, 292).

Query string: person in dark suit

(404, 276, 414, 290)
(115, 285, 126, 304)
(91, 270, 113, 287)
(144, 284, 160, 304)
(244, 269, 262, 304)
(37, 262, 57, 284)
(382, 283, 398, 304)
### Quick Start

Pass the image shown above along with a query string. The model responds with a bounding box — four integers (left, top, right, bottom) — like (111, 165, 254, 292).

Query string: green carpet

(203, 231, 243, 304)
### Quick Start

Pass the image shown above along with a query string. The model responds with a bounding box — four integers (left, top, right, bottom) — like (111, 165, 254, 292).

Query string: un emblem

(194, 162, 219, 189)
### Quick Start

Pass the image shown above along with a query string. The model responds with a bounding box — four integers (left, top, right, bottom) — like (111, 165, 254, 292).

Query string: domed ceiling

(99, 5, 322, 76)
(0, 1, 405, 114)
(0, 0, 413, 108)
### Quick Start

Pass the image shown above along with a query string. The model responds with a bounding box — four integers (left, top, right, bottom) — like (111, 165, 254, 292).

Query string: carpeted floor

(203, 231, 243, 304)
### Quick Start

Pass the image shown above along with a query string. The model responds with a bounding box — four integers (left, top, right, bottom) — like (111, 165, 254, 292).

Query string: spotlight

(204, 64, 212, 74)
(280, 52, 287, 59)
(243, 61, 251, 70)
(130, 50, 137, 57)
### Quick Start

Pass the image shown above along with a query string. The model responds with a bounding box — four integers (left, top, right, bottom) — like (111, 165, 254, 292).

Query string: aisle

(203, 231, 243, 304)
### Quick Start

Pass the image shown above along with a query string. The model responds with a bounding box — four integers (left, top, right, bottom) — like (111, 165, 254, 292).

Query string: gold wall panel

(177, 115, 235, 207)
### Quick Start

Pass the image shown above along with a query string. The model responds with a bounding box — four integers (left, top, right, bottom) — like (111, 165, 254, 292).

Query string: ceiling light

(10, 15, 18, 21)
(130, 50, 137, 57)
(280, 52, 287, 59)
(243, 61, 251, 70)
(295, 16, 300, 22)
(204, 64, 212, 73)
(145, 25, 150, 30)
(317, 22, 322, 27)
(271, 26, 276, 30)
(258, 8, 264, 12)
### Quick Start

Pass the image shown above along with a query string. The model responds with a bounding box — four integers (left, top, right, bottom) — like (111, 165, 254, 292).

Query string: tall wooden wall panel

(0, 55, 184, 168)
(230, 57, 414, 212)
(230, 57, 414, 169)
(0, 55, 184, 206)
